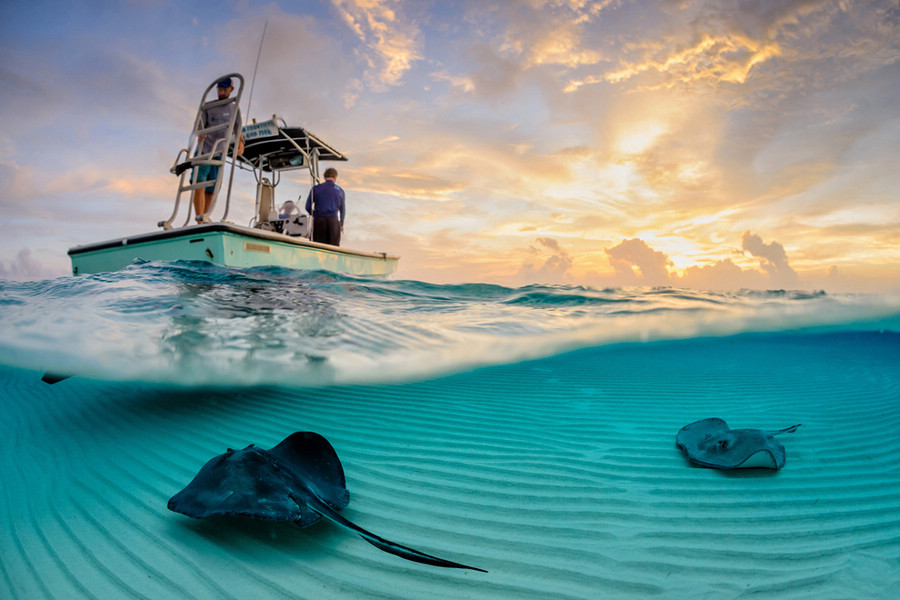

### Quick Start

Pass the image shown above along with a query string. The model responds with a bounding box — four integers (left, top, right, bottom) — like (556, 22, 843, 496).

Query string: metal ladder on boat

(160, 73, 245, 229)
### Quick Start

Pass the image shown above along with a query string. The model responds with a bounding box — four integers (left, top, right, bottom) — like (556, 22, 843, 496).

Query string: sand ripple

(1, 332, 899, 599)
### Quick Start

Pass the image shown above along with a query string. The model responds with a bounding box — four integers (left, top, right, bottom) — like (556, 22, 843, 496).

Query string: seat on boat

(276, 201, 309, 237)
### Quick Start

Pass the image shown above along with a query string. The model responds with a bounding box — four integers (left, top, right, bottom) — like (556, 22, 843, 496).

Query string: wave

(1, 261, 898, 386)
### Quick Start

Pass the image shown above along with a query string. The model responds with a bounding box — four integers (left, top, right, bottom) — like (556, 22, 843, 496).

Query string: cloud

(498, 231, 886, 291)
(494, 0, 617, 66)
(330, 0, 423, 91)
(342, 114, 578, 209)
(0, 161, 37, 210)
(465, 43, 523, 98)
(351, 166, 466, 200)
(516, 237, 574, 283)
(556, 234, 801, 290)
(0, 248, 60, 281)
(605, 238, 673, 285)
(215, 9, 356, 121)
(603, 30, 782, 89)
(104, 175, 176, 198)
(679, 258, 764, 290)
(572, 0, 898, 99)
(0, 62, 66, 138)
(740, 230, 799, 286)
(0, 157, 182, 239)
(446, 0, 618, 99)
(429, 70, 476, 94)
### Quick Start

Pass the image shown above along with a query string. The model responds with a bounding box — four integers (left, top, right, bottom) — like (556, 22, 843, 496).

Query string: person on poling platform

(304, 167, 345, 246)
(192, 77, 244, 222)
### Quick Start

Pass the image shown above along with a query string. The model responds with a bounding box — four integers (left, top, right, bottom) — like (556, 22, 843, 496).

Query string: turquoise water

(2, 262, 900, 599)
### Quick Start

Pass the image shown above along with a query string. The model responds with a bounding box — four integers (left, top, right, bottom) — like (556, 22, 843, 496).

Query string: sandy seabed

(2, 332, 899, 599)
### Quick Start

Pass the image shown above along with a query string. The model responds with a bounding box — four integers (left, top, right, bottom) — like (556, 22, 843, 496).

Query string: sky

(1, 0, 898, 292)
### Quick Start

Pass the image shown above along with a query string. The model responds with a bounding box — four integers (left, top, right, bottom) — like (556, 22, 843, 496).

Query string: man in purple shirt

(305, 167, 345, 246)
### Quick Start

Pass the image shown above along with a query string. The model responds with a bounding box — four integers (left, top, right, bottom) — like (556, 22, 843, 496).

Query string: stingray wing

(676, 418, 730, 467)
(168, 445, 320, 523)
(722, 429, 786, 469)
(267, 432, 350, 511)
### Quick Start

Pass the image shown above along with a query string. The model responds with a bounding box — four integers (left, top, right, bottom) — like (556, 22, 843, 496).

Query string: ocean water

(2, 261, 900, 599)
(1, 260, 898, 386)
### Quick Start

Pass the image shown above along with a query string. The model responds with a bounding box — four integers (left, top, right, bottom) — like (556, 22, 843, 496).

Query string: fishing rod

(246, 20, 268, 120)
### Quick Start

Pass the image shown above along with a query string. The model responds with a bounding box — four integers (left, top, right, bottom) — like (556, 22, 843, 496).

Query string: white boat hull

(68, 222, 399, 277)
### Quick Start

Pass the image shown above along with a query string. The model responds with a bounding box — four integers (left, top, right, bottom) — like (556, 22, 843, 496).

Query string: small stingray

(676, 418, 801, 469)
(41, 372, 71, 384)
(168, 431, 486, 572)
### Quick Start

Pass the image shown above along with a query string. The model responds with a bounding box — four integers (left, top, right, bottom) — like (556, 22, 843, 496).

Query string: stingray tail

(297, 495, 487, 573)
(770, 424, 802, 435)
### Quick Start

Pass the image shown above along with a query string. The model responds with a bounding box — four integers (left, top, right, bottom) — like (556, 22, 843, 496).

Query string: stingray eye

(716, 439, 729, 450)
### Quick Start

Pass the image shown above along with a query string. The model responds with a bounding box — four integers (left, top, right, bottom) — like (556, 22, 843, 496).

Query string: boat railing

(160, 73, 244, 230)
(184, 138, 228, 167)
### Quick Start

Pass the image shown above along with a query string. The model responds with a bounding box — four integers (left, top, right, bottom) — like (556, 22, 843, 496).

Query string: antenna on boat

(246, 20, 268, 119)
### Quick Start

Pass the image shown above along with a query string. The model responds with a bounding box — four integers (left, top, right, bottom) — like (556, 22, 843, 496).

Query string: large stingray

(168, 431, 486, 572)
(676, 418, 801, 469)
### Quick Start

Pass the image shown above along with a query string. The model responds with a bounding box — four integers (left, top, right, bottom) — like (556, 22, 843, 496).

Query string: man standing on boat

(192, 78, 243, 222)
(305, 168, 345, 246)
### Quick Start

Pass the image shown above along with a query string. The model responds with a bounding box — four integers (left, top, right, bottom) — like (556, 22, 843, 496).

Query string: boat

(68, 73, 399, 278)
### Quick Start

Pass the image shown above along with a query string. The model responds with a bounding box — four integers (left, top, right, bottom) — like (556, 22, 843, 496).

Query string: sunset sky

(1, 0, 898, 291)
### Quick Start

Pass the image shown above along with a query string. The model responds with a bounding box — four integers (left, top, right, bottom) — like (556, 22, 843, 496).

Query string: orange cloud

(105, 176, 173, 198)
(606, 238, 673, 285)
(350, 166, 466, 200)
(331, 0, 422, 90)
(485, 233, 819, 290)
(605, 34, 781, 88)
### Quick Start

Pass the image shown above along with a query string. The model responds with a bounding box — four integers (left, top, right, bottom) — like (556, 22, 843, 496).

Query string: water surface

(1, 262, 899, 599)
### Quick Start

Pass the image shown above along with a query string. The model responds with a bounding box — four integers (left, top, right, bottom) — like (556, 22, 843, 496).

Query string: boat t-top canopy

(235, 116, 347, 177)
(231, 116, 350, 229)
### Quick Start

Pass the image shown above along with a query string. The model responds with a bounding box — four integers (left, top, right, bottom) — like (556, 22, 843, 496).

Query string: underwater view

(2, 262, 900, 599)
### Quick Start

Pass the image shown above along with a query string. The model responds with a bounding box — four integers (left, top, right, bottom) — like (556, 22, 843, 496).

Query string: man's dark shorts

(313, 217, 342, 246)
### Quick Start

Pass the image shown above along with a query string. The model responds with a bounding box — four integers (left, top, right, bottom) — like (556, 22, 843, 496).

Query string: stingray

(168, 431, 486, 572)
(676, 418, 801, 469)
(41, 372, 71, 384)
